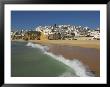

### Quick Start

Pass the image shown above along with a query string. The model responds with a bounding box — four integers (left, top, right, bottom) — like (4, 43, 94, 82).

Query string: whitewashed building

(35, 25, 100, 40)
(88, 29, 100, 39)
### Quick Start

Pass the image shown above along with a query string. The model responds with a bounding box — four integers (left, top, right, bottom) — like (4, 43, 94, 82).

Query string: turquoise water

(11, 41, 76, 77)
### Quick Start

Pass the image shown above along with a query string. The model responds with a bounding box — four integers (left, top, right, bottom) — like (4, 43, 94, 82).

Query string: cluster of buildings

(11, 24, 100, 40)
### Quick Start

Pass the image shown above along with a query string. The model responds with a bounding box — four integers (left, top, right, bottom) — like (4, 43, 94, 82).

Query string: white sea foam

(26, 42, 49, 52)
(26, 42, 95, 77)
(59, 71, 76, 77)
(44, 52, 94, 77)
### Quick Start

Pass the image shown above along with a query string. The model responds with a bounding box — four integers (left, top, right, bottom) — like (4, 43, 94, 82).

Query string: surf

(26, 42, 49, 52)
(26, 42, 95, 77)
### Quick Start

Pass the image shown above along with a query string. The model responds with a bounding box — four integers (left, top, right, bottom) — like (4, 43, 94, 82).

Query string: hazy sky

(11, 11, 100, 30)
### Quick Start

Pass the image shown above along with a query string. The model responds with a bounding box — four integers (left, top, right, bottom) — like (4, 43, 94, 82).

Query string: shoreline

(29, 40, 100, 76)
(11, 39, 100, 50)
(12, 39, 100, 76)
(29, 40, 100, 50)
(48, 45, 100, 76)
(11, 39, 28, 42)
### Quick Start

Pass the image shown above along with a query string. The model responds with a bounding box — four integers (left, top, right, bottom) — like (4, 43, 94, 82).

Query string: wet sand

(30, 40, 100, 76)
(47, 44, 100, 76)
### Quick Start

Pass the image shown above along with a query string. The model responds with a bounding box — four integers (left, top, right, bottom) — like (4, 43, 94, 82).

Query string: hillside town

(11, 24, 100, 41)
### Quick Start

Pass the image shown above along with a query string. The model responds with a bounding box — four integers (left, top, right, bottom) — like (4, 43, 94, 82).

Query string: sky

(11, 11, 100, 30)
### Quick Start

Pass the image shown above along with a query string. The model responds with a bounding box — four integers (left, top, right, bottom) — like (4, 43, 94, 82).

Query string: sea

(11, 41, 95, 77)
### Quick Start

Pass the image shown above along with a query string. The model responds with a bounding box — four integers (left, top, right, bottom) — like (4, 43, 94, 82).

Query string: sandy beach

(12, 40, 100, 76)
(30, 40, 100, 76)
(30, 40, 100, 49)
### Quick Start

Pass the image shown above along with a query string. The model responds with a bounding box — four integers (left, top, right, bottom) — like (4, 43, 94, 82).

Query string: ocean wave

(59, 71, 76, 77)
(26, 42, 95, 77)
(26, 42, 49, 52)
(44, 52, 94, 77)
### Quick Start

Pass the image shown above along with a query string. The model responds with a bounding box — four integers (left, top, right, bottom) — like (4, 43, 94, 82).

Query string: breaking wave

(26, 42, 95, 77)
(26, 42, 49, 52)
